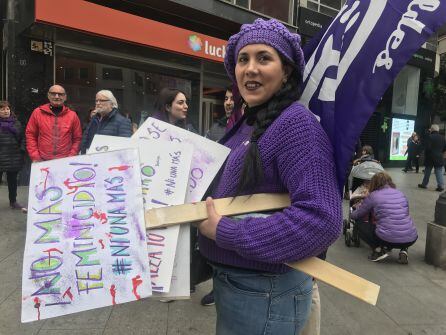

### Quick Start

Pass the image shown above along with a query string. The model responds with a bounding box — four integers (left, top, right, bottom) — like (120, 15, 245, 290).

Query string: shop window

(65, 68, 75, 80)
(56, 47, 199, 132)
(251, 0, 291, 22)
(391, 65, 420, 116)
(307, 0, 343, 17)
(135, 72, 143, 87)
(319, 5, 338, 17)
(79, 68, 89, 80)
(102, 68, 123, 81)
(235, 0, 249, 8)
(320, 0, 342, 10)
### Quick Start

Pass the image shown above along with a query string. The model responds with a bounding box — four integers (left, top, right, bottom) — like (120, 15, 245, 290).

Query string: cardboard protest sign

(86, 135, 136, 154)
(134, 118, 231, 202)
(157, 224, 190, 299)
(87, 135, 193, 293)
(22, 149, 151, 322)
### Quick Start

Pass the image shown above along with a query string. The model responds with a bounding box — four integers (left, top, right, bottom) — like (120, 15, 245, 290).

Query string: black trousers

(405, 154, 419, 172)
(356, 219, 417, 250)
(1, 171, 18, 204)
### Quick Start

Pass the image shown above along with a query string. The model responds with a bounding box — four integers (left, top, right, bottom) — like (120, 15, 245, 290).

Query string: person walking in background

(26, 85, 82, 162)
(153, 88, 197, 132)
(0, 101, 26, 212)
(196, 19, 341, 334)
(403, 133, 421, 173)
(418, 124, 446, 191)
(352, 172, 417, 264)
(206, 86, 234, 142)
(80, 90, 132, 154)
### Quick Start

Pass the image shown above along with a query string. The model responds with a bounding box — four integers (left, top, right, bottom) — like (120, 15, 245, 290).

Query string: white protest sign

(156, 224, 190, 299)
(22, 149, 150, 322)
(87, 135, 193, 293)
(134, 117, 231, 202)
(86, 135, 136, 154)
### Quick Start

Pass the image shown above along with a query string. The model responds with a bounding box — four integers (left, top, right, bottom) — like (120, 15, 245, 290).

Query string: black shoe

(368, 249, 389, 262)
(402, 169, 407, 173)
(436, 187, 444, 192)
(200, 291, 215, 306)
(418, 184, 427, 189)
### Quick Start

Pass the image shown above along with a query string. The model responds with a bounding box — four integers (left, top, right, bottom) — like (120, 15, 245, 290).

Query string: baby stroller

(343, 160, 384, 247)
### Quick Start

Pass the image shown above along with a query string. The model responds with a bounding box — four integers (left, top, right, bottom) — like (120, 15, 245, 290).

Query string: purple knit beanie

(224, 18, 305, 83)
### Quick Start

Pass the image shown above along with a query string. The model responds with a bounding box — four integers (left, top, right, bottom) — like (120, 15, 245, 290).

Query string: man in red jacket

(26, 85, 82, 162)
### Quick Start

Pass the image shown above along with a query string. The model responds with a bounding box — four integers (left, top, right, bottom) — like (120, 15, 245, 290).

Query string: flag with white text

(300, 0, 446, 190)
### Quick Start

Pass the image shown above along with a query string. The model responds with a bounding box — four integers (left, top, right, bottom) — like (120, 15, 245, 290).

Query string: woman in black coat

(0, 101, 26, 210)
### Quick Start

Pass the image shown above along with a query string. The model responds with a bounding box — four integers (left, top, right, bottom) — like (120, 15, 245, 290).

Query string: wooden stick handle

(145, 193, 290, 229)
(144, 193, 380, 305)
(287, 258, 380, 306)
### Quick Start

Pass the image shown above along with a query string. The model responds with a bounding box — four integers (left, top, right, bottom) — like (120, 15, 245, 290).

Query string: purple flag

(300, 0, 446, 192)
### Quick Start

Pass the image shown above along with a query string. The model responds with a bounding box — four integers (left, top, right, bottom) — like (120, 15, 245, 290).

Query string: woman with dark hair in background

(152, 88, 201, 302)
(0, 101, 26, 212)
(153, 88, 196, 132)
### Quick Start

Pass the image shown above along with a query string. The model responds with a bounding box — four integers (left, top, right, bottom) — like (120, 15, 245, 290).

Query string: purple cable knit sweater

(199, 102, 342, 273)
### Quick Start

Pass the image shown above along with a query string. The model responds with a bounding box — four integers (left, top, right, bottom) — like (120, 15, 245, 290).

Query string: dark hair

(225, 85, 233, 93)
(237, 54, 303, 193)
(0, 100, 17, 119)
(158, 88, 188, 126)
(369, 172, 396, 193)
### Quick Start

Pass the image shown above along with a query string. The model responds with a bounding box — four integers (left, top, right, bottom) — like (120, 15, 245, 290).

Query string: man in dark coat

(81, 90, 132, 154)
(418, 124, 446, 191)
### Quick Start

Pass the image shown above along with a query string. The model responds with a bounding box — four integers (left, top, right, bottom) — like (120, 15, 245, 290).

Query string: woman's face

(95, 93, 113, 115)
(235, 44, 288, 107)
(0, 106, 11, 118)
(224, 90, 234, 117)
(167, 93, 188, 122)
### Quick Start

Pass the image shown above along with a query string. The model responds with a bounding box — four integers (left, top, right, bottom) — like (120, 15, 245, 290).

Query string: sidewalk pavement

(0, 168, 445, 335)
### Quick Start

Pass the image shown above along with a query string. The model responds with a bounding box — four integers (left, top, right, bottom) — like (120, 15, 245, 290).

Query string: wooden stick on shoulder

(144, 193, 380, 306)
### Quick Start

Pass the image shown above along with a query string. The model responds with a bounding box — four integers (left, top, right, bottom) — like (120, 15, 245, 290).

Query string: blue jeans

(422, 165, 444, 188)
(212, 264, 313, 335)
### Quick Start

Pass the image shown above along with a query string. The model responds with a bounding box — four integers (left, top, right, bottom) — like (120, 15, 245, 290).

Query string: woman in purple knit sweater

(351, 172, 418, 264)
(196, 19, 342, 334)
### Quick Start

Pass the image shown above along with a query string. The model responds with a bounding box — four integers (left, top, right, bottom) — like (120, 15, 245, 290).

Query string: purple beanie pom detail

(224, 18, 305, 83)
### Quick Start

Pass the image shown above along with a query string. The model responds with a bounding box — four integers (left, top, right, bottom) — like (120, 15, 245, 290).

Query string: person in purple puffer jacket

(351, 172, 418, 264)
(195, 18, 342, 335)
